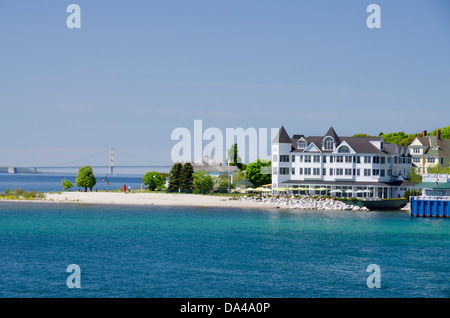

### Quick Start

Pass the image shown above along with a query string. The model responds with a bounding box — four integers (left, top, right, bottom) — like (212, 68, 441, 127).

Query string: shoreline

(0, 191, 411, 212)
(11, 192, 266, 209)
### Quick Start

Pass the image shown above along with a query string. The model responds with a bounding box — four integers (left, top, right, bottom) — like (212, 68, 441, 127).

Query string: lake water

(0, 201, 448, 298)
(0, 174, 448, 298)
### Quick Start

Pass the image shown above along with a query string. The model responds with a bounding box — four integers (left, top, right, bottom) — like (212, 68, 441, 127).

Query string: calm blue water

(0, 201, 448, 298)
(0, 173, 146, 192)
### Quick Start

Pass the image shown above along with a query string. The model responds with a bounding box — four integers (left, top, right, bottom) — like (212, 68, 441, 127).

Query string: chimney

(422, 130, 427, 137)
(436, 130, 441, 139)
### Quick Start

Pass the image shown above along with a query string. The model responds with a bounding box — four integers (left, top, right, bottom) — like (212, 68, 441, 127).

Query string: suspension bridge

(5, 148, 172, 175)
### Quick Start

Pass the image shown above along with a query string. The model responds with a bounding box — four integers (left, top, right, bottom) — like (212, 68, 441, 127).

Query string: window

(323, 156, 327, 163)
(323, 137, 334, 150)
(364, 169, 371, 176)
(298, 139, 307, 149)
(338, 146, 350, 153)
(305, 168, 311, 175)
(364, 156, 371, 164)
(313, 155, 320, 163)
(373, 156, 380, 164)
(323, 168, 326, 176)
(280, 155, 290, 162)
(441, 158, 444, 165)
(345, 156, 352, 163)
(305, 156, 311, 163)
(372, 169, 379, 176)
(292, 155, 296, 163)
(413, 157, 420, 163)
(313, 168, 320, 175)
(330, 156, 334, 163)
(336, 156, 344, 163)
(380, 157, 385, 164)
(345, 169, 352, 175)
(380, 170, 385, 177)
(427, 157, 435, 163)
(299, 168, 303, 175)
(299, 155, 303, 162)
(336, 168, 343, 176)
(329, 168, 334, 176)
(292, 168, 295, 175)
(279, 167, 289, 175)
(413, 147, 420, 154)
(394, 156, 398, 164)
(356, 169, 360, 176)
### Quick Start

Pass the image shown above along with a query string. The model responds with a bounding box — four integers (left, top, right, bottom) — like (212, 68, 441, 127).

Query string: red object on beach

(124, 184, 126, 192)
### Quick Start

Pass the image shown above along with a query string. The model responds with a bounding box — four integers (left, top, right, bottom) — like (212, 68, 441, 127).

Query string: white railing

(422, 174, 450, 182)
(412, 196, 450, 201)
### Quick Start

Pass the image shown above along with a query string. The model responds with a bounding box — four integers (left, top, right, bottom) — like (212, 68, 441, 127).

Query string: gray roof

(287, 127, 409, 156)
(325, 126, 341, 144)
(272, 126, 292, 144)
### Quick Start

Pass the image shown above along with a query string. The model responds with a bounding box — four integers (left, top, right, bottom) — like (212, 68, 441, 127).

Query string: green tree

(428, 126, 450, 139)
(180, 162, 194, 192)
(352, 134, 374, 137)
(168, 162, 183, 192)
(61, 178, 73, 191)
(226, 143, 248, 170)
(213, 174, 230, 193)
(143, 171, 165, 191)
(245, 159, 272, 187)
(408, 167, 422, 183)
(76, 166, 96, 192)
(232, 170, 244, 187)
(193, 170, 214, 194)
(427, 164, 449, 174)
(226, 143, 242, 165)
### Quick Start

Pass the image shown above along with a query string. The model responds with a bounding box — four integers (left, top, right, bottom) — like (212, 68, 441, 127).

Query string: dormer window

(297, 138, 307, 149)
(338, 146, 350, 153)
(323, 137, 334, 150)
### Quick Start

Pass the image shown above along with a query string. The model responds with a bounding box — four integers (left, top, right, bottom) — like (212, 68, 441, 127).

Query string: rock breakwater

(240, 195, 370, 211)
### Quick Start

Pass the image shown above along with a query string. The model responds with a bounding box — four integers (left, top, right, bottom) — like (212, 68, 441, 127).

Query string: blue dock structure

(411, 197, 449, 217)
(410, 174, 450, 217)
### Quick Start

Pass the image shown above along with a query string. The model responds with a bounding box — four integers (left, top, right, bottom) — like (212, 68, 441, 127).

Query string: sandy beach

(43, 192, 265, 209)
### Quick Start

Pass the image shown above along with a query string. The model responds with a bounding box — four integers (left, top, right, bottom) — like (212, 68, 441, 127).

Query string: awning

(413, 182, 450, 189)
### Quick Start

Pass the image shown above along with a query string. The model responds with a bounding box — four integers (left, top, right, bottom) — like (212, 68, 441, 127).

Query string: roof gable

(304, 142, 321, 153)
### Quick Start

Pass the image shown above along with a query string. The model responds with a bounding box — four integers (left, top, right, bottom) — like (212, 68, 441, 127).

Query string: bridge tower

(108, 147, 114, 175)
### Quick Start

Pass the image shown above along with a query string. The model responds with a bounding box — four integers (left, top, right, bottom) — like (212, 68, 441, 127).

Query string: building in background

(272, 126, 414, 199)
(408, 130, 450, 174)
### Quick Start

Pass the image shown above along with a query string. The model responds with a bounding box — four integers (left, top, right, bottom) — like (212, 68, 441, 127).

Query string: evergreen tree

(180, 162, 194, 192)
(168, 162, 183, 192)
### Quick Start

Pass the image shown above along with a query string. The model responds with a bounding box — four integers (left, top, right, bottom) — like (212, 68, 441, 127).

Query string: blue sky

(0, 0, 449, 167)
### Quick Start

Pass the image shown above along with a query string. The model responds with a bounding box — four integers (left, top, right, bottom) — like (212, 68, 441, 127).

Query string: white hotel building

(272, 127, 415, 199)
